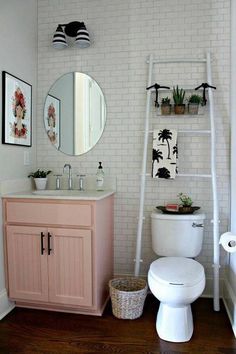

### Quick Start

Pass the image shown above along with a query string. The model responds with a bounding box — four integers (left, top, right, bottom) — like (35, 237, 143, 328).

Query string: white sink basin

(31, 189, 114, 200)
(33, 189, 85, 196)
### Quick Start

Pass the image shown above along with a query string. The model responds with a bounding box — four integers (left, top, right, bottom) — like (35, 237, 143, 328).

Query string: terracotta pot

(34, 178, 47, 190)
(179, 206, 192, 213)
(188, 103, 199, 115)
(174, 104, 185, 115)
(161, 104, 171, 115)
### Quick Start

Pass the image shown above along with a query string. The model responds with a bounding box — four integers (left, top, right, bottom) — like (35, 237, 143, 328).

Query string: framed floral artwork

(44, 94, 60, 150)
(2, 71, 32, 147)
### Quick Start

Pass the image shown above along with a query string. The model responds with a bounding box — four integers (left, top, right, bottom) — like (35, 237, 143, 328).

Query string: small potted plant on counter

(178, 192, 193, 213)
(28, 169, 52, 190)
(173, 86, 185, 115)
(188, 94, 202, 115)
(161, 96, 172, 115)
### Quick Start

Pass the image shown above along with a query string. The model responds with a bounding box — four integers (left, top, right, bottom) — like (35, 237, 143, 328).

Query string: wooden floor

(0, 295, 236, 354)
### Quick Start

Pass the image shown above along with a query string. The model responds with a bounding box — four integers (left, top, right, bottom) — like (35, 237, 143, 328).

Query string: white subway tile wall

(37, 0, 230, 293)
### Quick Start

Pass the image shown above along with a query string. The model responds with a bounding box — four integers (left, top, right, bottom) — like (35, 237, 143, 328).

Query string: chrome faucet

(63, 164, 72, 190)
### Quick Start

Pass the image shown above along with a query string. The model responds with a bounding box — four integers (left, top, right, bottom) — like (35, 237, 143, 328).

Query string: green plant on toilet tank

(28, 169, 52, 190)
(178, 193, 193, 207)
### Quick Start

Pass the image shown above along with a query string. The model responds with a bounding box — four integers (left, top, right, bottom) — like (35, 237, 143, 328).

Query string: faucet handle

(77, 174, 86, 191)
(54, 174, 62, 190)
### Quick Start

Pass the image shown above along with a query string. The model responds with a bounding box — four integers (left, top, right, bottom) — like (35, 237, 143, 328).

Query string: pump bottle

(96, 162, 104, 191)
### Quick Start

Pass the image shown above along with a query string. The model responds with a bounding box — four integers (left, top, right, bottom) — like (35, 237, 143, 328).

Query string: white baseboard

(222, 278, 236, 337)
(0, 289, 15, 320)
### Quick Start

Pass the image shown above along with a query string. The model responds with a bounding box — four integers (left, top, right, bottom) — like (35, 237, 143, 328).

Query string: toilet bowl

(148, 257, 205, 342)
(148, 211, 206, 342)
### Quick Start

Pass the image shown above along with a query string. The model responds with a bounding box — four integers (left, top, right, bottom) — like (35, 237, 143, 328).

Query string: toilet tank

(151, 211, 206, 257)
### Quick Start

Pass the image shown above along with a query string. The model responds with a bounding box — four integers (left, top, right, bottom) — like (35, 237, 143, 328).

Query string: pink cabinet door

(48, 228, 92, 307)
(6, 225, 48, 302)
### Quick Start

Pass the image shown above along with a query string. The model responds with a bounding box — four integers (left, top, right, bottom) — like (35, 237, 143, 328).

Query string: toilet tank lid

(151, 210, 206, 221)
(149, 257, 205, 287)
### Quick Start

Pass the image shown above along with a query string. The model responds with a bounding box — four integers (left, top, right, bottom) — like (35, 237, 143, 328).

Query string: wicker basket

(109, 277, 148, 320)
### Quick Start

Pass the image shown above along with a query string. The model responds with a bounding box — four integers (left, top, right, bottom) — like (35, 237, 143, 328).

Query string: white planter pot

(34, 178, 47, 190)
(188, 103, 199, 115)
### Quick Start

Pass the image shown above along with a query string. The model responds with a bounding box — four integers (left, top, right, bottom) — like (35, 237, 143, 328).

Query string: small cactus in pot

(161, 96, 171, 115)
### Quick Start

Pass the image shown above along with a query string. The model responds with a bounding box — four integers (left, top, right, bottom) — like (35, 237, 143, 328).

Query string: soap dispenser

(96, 162, 104, 191)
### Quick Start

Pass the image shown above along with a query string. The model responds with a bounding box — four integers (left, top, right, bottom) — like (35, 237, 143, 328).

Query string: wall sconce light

(52, 21, 90, 49)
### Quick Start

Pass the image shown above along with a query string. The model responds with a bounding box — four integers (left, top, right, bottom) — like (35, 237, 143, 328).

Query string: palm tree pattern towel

(152, 129, 178, 179)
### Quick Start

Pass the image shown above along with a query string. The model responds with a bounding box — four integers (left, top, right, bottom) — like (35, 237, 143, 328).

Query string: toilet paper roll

(219, 232, 236, 253)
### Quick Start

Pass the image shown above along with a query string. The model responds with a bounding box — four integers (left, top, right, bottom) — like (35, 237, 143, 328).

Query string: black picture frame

(44, 94, 61, 150)
(2, 71, 32, 147)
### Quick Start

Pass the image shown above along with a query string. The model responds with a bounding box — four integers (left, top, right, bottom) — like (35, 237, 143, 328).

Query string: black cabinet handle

(48, 232, 52, 255)
(40, 232, 45, 255)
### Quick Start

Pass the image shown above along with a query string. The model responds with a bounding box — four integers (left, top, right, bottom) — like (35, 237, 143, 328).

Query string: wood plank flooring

(0, 295, 236, 354)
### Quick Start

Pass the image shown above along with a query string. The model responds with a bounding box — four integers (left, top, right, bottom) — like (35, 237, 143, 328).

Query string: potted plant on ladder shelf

(173, 86, 185, 115)
(161, 96, 172, 115)
(188, 94, 203, 115)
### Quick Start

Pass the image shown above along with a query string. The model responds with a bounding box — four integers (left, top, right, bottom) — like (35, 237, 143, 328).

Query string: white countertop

(2, 189, 115, 201)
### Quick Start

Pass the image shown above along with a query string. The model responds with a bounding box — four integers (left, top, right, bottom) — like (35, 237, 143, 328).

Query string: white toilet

(148, 211, 206, 343)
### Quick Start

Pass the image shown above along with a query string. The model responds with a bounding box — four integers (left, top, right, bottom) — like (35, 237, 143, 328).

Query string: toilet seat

(149, 257, 205, 287)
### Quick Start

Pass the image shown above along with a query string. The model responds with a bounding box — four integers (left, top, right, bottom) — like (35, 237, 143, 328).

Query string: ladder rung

(147, 58, 207, 64)
(178, 173, 212, 178)
(179, 130, 211, 134)
(148, 130, 211, 134)
(148, 87, 201, 93)
(146, 173, 212, 178)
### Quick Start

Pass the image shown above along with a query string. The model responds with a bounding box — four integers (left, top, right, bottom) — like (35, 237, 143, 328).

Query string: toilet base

(156, 303, 193, 342)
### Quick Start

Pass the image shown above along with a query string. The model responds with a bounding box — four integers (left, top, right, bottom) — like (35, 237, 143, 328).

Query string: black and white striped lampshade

(52, 25, 68, 49)
(75, 22, 90, 48)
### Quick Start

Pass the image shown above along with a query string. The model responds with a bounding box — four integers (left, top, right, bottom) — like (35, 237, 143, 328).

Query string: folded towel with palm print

(152, 128, 178, 179)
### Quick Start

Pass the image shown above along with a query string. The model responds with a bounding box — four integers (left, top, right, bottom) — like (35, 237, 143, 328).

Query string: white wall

(0, 1, 37, 179)
(37, 0, 230, 295)
(0, 0, 37, 317)
(221, 0, 236, 336)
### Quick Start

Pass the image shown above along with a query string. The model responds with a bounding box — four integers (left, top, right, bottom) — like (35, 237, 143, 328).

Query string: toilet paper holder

(219, 232, 236, 253)
(228, 240, 236, 247)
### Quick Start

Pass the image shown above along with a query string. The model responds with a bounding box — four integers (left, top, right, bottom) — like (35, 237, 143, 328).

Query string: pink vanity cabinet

(3, 195, 114, 315)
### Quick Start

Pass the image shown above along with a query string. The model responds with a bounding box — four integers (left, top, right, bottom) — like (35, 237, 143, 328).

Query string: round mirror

(44, 72, 106, 155)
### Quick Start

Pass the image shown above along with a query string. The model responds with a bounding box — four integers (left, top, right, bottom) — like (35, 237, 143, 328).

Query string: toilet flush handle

(192, 223, 204, 228)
